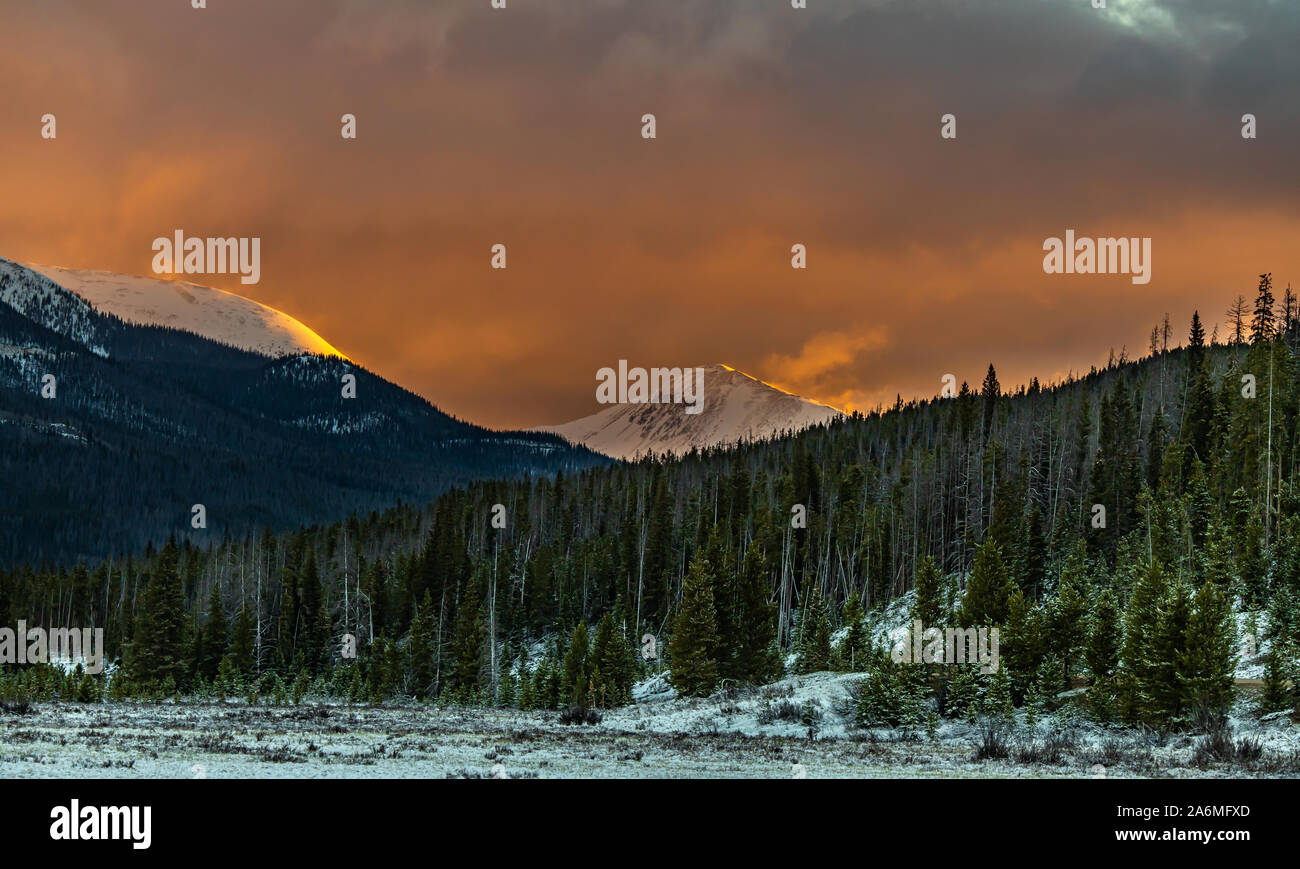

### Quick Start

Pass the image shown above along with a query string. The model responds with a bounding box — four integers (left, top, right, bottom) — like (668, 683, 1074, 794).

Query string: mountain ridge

(536, 362, 844, 460)
(23, 263, 346, 359)
(0, 258, 604, 566)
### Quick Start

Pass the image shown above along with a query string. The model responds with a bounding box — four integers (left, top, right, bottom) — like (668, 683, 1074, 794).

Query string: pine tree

(841, 591, 868, 672)
(1147, 579, 1192, 722)
(668, 554, 720, 697)
(734, 542, 780, 683)
(857, 650, 906, 726)
(450, 582, 485, 693)
(130, 537, 186, 689)
(297, 552, 328, 672)
(944, 662, 982, 719)
(797, 584, 832, 673)
(590, 612, 618, 706)
(1084, 588, 1121, 721)
(1260, 640, 1291, 715)
(1118, 560, 1168, 723)
(1188, 311, 1206, 371)
(960, 538, 1014, 627)
(1227, 294, 1248, 345)
(408, 590, 436, 698)
(911, 555, 944, 627)
(1016, 505, 1047, 598)
(1047, 547, 1089, 689)
(198, 581, 227, 683)
(1000, 587, 1045, 701)
(214, 656, 237, 701)
(1252, 272, 1276, 343)
(981, 364, 1001, 437)
(983, 663, 1014, 719)
(1180, 581, 1237, 719)
(561, 622, 589, 707)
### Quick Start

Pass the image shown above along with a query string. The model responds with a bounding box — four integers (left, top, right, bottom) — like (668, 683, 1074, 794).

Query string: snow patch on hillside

(0, 259, 108, 355)
(26, 264, 345, 360)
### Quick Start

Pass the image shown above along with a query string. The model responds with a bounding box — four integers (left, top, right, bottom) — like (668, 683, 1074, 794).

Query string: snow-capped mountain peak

(536, 362, 843, 460)
(23, 263, 345, 359)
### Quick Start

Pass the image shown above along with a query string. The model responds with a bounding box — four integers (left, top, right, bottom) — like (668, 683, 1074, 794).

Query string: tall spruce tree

(408, 590, 436, 698)
(198, 581, 227, 682)
(734, 542, 780, 683)
(797, 584, 832, 673)
(1180, 581, 1237, 719)
(1084, 588, 1121, 721)
(668, 554, 720, 697)
(450, 582, 485, 693)
(841, 591, 868, 672)
(131, 537, 186, 688)
(960, 539, 1015, 627)
(561, 621, 589, 706)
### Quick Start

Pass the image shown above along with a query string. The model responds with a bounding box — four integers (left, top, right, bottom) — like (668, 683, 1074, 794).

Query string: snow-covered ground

(2, 673, 1293, 779)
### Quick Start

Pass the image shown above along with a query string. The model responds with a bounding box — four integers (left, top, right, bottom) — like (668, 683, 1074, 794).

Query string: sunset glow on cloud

(3, 0, 1298, 428)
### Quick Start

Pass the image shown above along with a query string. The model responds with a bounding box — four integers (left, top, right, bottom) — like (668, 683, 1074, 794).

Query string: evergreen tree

(1118, 560, 1168, 723)
(944, 662, 982, 719)
(1084, 588, 1121, 721)
(983, 663, 1014, 719)
(981, 364, 1001, 437)
(1180, 581, 1237, 719)
(561, 622, 589, 707)
(734, 542, 780, 683)
(841, 591, 868, 672)
(408, 590, 436, 698)
(797, 584, 832, 673)
(857, 649, 923, 727)
(960, 539, 1014, 627)
(1251, 272, 1276, 343)
(130, 537, 186, 688)
(1047, 547, 1089, 689)
(450, 582, 485, 693)
(668, 554, 720, 697)
(1187, 311, 1206, 371)
(198, 581, 227, 683)
(1000, 587, 1045, 701)
(590, 612, 619, 706)
(1260, 640, 1292, 715)
(911, 555, 944, 627)
(1146, 579, 1192, 722)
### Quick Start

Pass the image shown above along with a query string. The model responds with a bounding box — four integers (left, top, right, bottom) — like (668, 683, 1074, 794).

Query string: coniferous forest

(5, 274, 1299, 737)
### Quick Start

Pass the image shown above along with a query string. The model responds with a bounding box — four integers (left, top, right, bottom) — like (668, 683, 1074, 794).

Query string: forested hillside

(0, 259, 604, 565)
(6, 275, 1299, 730)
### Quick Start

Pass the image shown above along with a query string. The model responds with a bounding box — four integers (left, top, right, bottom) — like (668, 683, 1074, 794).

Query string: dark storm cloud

(1, 0, 1297, 426)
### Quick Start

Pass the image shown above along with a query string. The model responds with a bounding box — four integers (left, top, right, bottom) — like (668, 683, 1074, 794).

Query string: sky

(2, 0, 1299, 429)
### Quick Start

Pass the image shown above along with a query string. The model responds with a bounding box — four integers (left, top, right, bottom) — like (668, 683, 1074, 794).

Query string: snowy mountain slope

(0, 259, 110, 356)
(24, 263, 345, 359)
(536, 363, 843, 460)
(0, 258, 605, 566)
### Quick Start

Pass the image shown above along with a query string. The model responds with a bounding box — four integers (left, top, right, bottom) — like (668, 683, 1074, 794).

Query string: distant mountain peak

(23, 263, 346, 360)
(537, 362, 843, 460)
